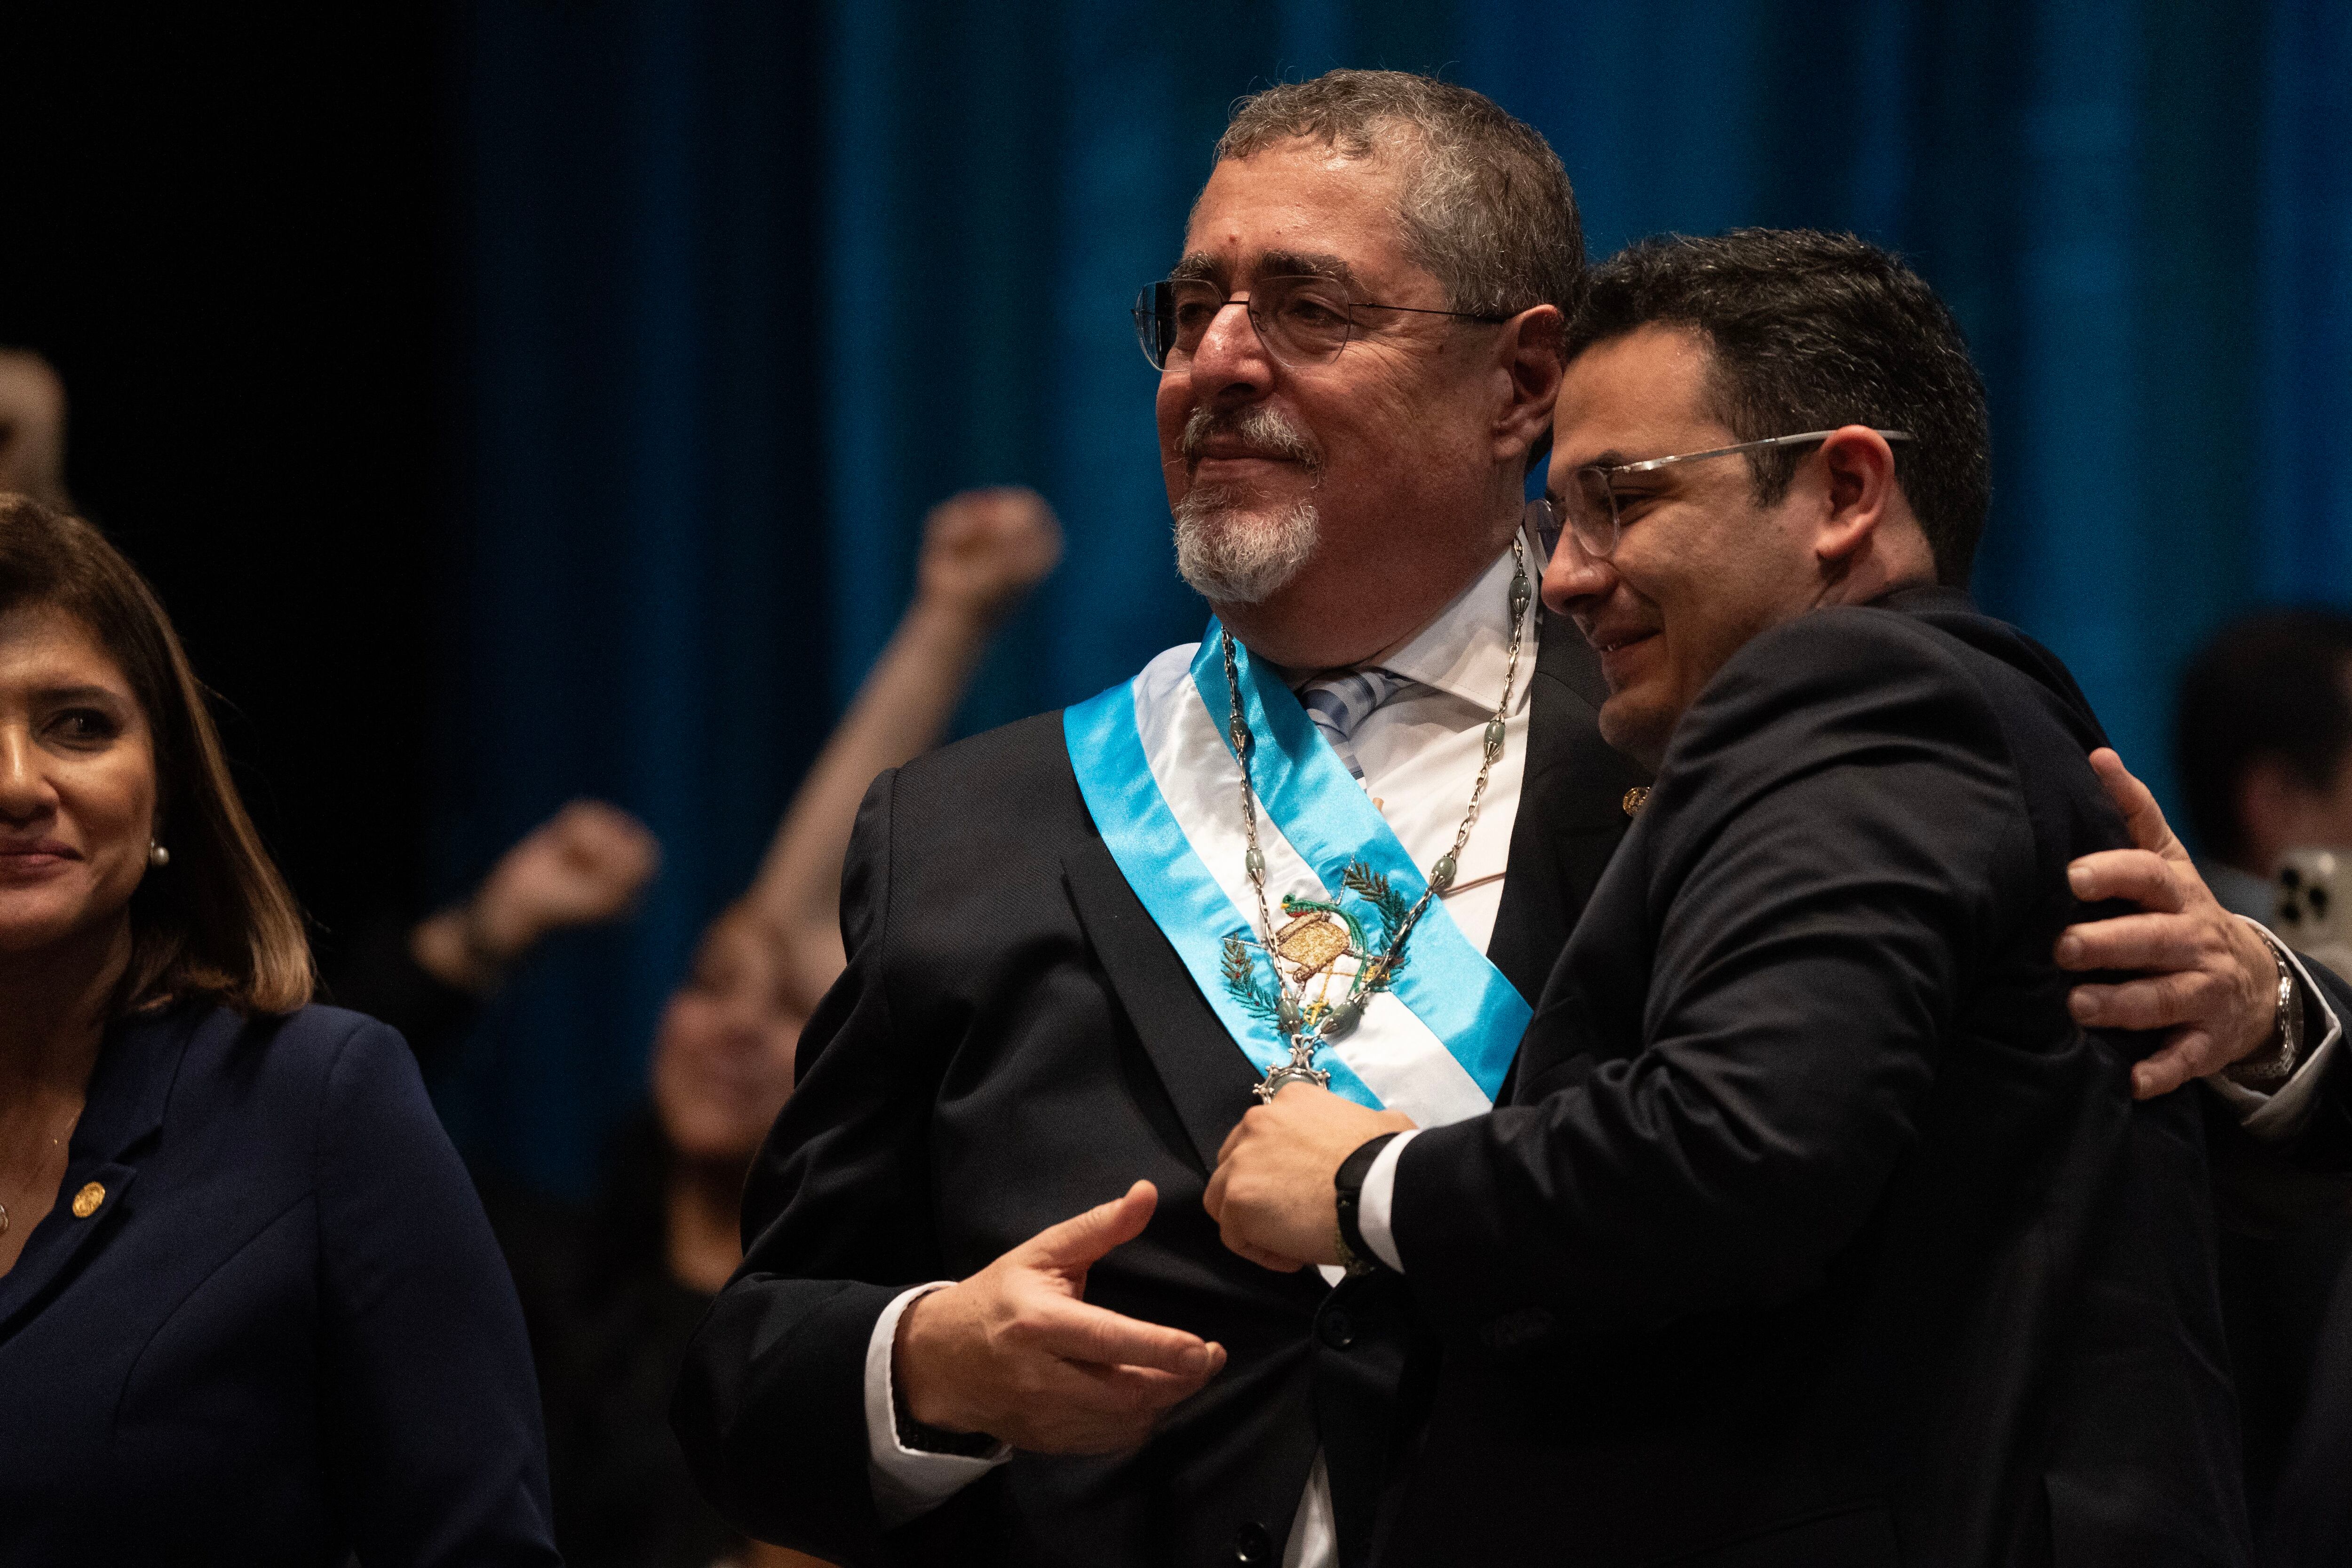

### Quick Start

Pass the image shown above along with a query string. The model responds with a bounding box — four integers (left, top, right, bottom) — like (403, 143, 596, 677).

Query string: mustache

(1178, 403, 1322, 471)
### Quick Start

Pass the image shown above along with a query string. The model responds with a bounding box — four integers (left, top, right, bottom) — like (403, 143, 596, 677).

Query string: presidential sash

(1062, 622, 1530, 1129)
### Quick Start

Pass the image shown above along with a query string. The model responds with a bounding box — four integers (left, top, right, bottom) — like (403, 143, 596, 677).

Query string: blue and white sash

(1063, 621, 1530, 1129)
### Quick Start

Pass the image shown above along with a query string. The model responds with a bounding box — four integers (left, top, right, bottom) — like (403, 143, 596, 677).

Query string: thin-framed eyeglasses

(1132, 275, 1508, 371)
(1534, 429, 1916, 559)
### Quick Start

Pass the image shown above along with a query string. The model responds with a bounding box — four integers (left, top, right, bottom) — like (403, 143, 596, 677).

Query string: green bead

(1484, 717, 1507, 756)
(1245, 847, 1265, 879)
(1276, 996, 1303, 1032)
(1431, 854, 1457, 890)
(1320, 998, 1362, 1038)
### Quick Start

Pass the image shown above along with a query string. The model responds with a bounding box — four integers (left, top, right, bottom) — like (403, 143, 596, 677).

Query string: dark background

(5, 2, 2348, 1197)
(0, 7, 445, 960)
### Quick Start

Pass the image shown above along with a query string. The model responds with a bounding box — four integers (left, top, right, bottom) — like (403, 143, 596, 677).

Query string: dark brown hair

(1566, 229, 1993, 587)
(0, 493, 312, 1014)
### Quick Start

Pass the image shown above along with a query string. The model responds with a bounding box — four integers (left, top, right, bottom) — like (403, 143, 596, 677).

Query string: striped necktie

(1298, 667, 1409, 782)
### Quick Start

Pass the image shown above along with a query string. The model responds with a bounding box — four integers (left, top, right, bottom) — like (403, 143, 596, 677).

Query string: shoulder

(886, 709, 1093, 854)
(1685, 605, 2003, 747)
(1657, 605, 2023, 820)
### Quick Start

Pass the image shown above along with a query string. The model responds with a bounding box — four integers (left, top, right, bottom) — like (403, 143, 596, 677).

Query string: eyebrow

(32, 685, 131, 707)
(1167, 250, 1365, 292)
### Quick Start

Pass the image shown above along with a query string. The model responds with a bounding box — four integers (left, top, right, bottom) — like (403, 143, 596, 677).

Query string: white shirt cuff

(1357, 1130, 1419, 1274)
(864, 1282, 1009, 1527)
(2202, 920, 2344, 1142)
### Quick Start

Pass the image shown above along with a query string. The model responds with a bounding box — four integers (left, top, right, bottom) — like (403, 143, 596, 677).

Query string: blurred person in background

(0, 348, 71, 512)
(508, 486, 1060, 1568)
(2176, 606, 2352, 1560)
(0, 494, 557, 1565)
(2178, 609, 2352, 922)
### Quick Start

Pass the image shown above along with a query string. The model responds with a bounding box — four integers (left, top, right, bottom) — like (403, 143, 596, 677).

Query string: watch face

(2276, 847, 2352, 976)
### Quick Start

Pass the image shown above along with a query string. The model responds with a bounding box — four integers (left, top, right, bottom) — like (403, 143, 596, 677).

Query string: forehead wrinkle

(1166, 249, 1364, 292)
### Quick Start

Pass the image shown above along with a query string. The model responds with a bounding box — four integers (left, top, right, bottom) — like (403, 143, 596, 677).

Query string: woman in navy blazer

(0, 494, 560, 1565)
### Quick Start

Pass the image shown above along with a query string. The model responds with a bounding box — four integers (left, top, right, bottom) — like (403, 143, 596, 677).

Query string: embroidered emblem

(1220, 859, 1414, 1032)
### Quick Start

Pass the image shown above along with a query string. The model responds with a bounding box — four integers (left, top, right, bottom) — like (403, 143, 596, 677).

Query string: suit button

(1232, 1520, 1273, 1563)
(1319, 1308, 1354, 1350)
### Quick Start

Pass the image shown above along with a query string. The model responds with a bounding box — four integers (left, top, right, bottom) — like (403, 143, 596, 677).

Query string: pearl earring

(148, 841, 170, 868)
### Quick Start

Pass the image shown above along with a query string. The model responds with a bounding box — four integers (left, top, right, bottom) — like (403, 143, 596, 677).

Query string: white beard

(1172, 492, 1320, 605)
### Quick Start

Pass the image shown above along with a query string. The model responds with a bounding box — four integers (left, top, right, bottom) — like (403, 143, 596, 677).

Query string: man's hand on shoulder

(2055, 748, 2280, 1098)
(1204, 1084, 1414, 1270)
(894, 1180, 1225, 1454)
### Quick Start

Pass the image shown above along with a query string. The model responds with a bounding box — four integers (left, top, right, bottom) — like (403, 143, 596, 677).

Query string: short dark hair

(0, 493, 312, 1015)
(1216, 70, 1584, 324)
(1565, 229, 1992, 586)
(2175, 608, 2352, 865)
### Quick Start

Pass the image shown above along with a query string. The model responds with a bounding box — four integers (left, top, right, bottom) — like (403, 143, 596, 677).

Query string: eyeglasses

(1132, 274, 1508, 371)
(1535, 429, 1916, 559)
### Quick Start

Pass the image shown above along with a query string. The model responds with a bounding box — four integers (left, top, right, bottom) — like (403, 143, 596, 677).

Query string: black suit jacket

(1377, 590, 2249, 1568)
(0, 1003, 560, 1566)
(672, 614, 1646, 1568)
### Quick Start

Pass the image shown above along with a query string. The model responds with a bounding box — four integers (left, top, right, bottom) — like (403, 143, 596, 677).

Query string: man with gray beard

(674, 71, 2298, 1568)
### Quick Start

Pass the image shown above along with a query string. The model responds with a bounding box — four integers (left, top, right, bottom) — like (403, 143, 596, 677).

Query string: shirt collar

(1375, 531, 1539, 712)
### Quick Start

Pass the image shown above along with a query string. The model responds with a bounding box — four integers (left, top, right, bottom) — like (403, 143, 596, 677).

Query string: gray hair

(1215, 70, 1583, 322)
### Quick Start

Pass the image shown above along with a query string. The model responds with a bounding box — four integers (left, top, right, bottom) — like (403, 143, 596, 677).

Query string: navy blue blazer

(0, 1002, 561, 1566)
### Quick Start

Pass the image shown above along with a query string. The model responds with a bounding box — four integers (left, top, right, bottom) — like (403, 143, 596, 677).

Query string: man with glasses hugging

(1208, 229, 2343, 1564)
(677, 75, 2323, 1568)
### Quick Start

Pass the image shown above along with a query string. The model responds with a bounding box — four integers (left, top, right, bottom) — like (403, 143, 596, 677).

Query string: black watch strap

(1334, 1131, 1404, 1275)
(892, 1376, 1000, 1458)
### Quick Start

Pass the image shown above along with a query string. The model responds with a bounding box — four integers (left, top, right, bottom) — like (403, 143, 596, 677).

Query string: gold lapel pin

(1622, 786, 1650, 819)
(71, 1182, 106, 1219)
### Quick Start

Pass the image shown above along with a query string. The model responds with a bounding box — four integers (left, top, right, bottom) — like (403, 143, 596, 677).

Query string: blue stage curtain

(450, 0, 2352, 1193)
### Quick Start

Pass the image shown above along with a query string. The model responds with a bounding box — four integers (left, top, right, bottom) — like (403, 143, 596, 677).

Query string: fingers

(2068, 971, 2205, 1033)
(2087, 748, 2181, 858)
(1022, 1180, 1158, 1270)
(2055, 911, 2208, 973)
(1020, 1296, 1220, 1377)
(2131, 1032, 2222, 1099)
(1012, 1355, 1224, 1455)
(1200, 1160, 1230, 1224)
(2064, 849, 2184, 915)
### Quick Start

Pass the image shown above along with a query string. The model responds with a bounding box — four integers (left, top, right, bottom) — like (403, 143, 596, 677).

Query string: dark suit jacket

(1378, 589, 2249, 1568)
(672, 615, 1647, 1568)
(0, 1002, 561, 1567)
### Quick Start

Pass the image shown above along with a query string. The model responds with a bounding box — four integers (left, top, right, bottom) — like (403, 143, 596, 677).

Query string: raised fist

(468, 799, 662, 965)
(915, 485, 1063, 628)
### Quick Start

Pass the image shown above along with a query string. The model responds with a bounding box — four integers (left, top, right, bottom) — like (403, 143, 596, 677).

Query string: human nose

(1541, 526, 1618, 617)
(1186, 297, 1276, 397)
(0, 726, 52, 823)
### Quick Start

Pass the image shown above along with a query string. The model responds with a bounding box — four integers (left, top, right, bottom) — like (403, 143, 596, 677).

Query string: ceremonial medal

(1225, 537, 1530, 1103)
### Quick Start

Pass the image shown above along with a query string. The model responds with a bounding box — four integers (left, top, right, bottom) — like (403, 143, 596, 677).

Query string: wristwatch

(2225, 929, 2306, 1090)
(1333, 1132, 1403, 1277)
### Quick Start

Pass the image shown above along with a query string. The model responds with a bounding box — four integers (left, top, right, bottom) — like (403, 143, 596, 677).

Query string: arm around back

(312, 1011, 562, 1566)
(1394, 610, 2034, 1347)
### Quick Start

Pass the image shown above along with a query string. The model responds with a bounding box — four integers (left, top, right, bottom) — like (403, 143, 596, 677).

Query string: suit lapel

(1485, 611, 1651, 1005)
(0, 1009, 189, 1343)
(1062, 834, 1263, 1175)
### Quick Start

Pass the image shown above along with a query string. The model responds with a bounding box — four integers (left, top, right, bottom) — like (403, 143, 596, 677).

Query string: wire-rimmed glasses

(1132, 275, 1507, 371)
(1534, 429, 1916, 559)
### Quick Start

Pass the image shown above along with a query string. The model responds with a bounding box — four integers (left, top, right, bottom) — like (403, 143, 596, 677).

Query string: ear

(1810, 426, 1905, 570)
(1489, 304, 1565, 468)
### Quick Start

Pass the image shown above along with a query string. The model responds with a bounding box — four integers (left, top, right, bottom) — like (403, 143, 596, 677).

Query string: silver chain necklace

(1229, 536, 1530, 1101)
